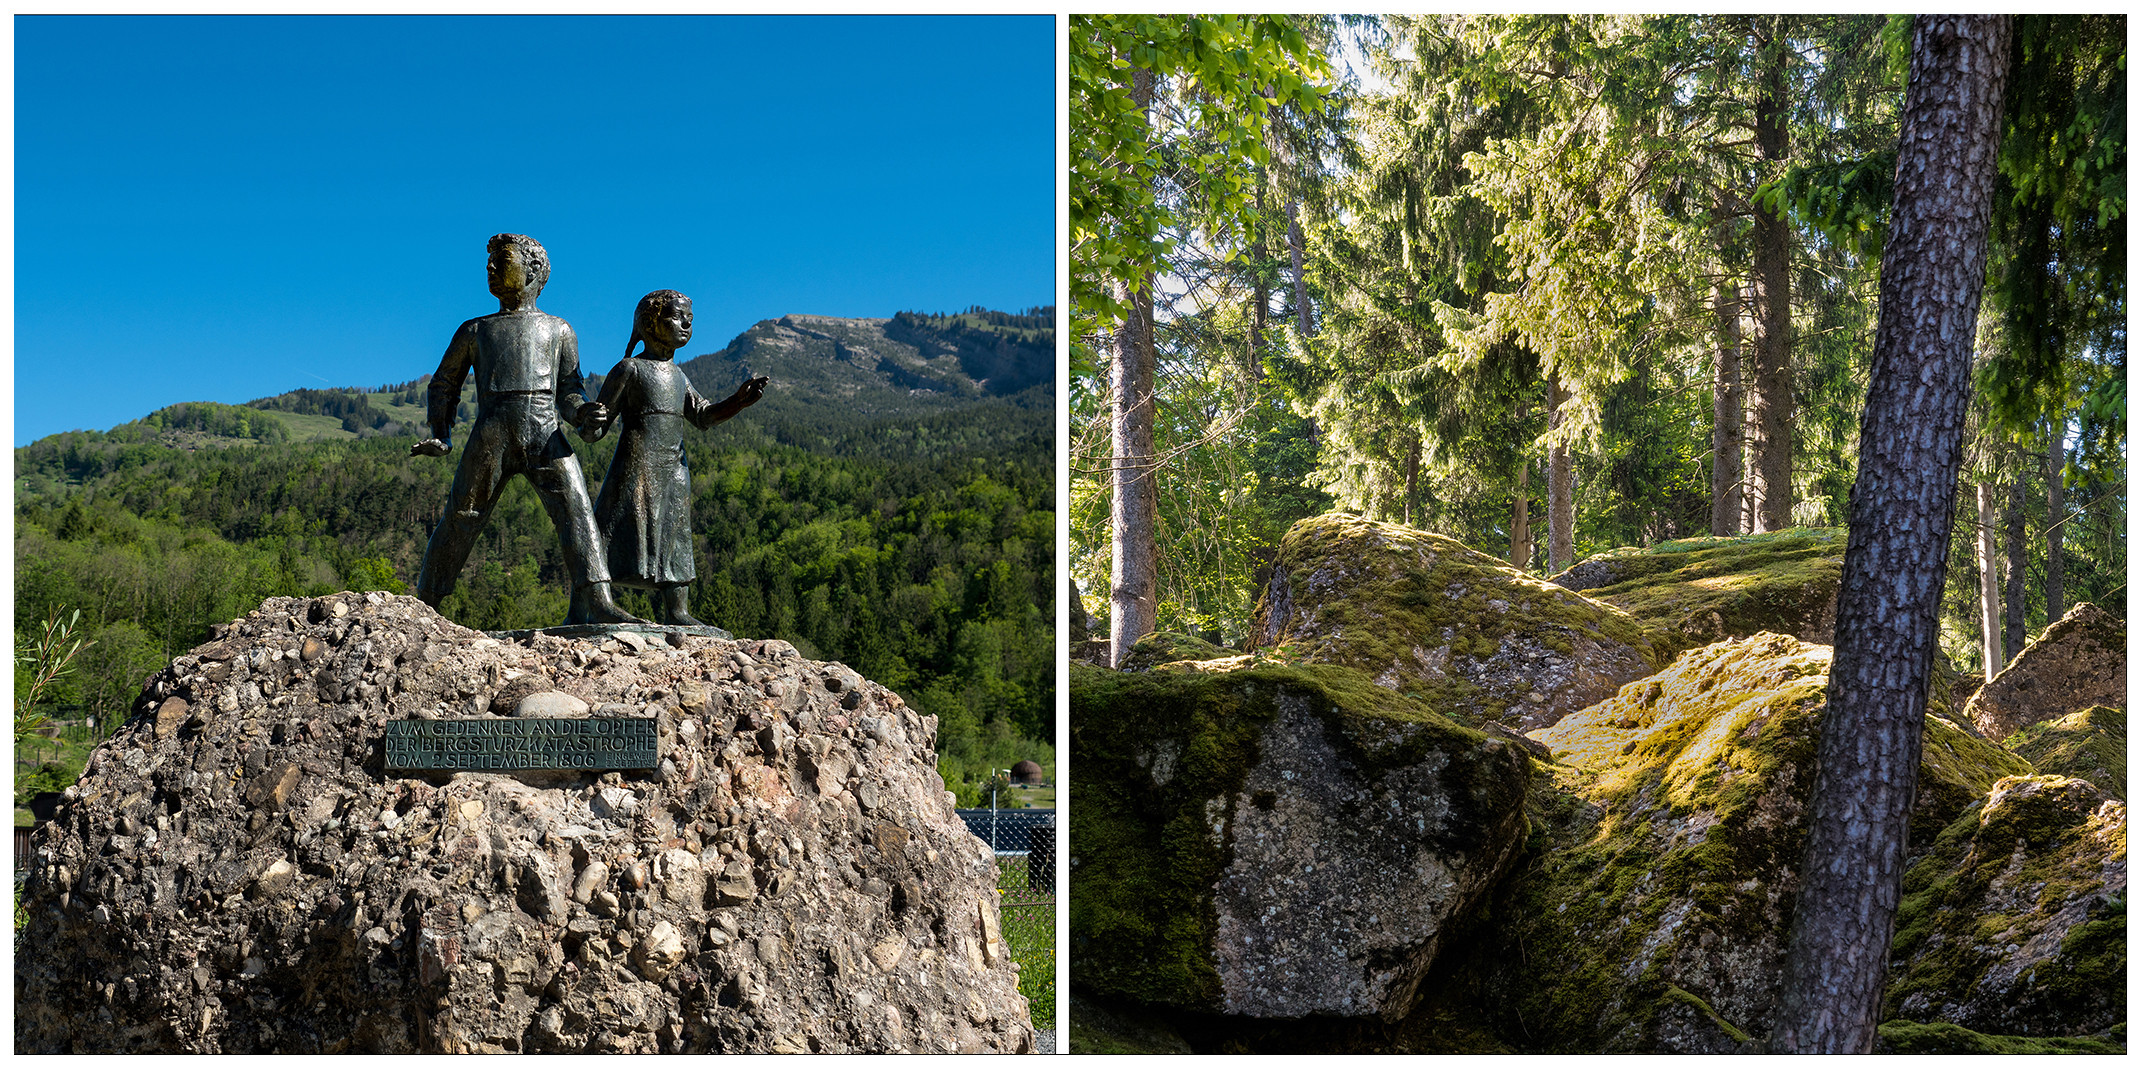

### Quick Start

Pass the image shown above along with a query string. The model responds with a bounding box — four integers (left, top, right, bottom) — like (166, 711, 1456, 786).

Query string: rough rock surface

(15, 593, 1033, 1054)
(1965, 603, 2126, 742)
(1069, 660, 1532, 1021)
(1393, 634, 2035, 1053)
(1254, 514, 1664, 732)
(1886, 775, 2127, 1039)
(1549, 528, 1843, 651)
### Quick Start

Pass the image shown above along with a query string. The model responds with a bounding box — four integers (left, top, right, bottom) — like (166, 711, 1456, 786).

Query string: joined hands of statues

(410, 437, 452, 458)
(576, 401, 614, 442)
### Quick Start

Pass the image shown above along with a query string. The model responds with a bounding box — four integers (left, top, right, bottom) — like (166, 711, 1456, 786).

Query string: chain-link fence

(959, 809, 1055, 1029)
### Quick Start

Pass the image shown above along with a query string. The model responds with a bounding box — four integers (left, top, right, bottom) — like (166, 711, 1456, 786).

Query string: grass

(997, 854, 1057, 1030)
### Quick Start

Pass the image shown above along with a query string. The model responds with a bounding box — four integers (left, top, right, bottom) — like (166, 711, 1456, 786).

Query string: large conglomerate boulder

(15, 593, 1032, 1054)
(1254, 514, 1665, 732)
(1069, 660, 1533, 1022)
(1965, 603, 2125, 741)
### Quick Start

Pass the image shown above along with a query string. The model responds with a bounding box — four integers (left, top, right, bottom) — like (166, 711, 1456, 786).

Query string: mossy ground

(1877, 1020, 2126, 1054)
(1069, 659, 1500, 1012)
(2004, 706, 2126, 801)
(1559, 528, 1844, 653)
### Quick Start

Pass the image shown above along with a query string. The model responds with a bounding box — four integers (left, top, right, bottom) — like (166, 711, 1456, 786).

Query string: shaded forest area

(1071, 14, 2123, 677)
(16, 312, 1053, 809)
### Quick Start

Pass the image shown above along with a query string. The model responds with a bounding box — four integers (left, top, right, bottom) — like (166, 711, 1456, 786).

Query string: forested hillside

(15, 307, 1054, 809)
(1070, 15, 2123, 675)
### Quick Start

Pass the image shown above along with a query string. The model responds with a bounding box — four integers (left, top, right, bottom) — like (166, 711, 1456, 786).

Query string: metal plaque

(384, 717, 657, 772)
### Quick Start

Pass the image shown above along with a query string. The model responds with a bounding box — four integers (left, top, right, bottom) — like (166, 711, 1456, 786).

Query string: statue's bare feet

(659, 585, 707, 627)
(567, 582, 651, 626)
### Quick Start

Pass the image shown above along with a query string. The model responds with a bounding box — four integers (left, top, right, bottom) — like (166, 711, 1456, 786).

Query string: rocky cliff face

(15, 593, 1033, 1054)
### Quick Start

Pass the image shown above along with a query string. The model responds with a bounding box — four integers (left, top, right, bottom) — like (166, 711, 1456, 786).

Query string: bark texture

(2045, 423, 2066, 622)
(1546, 374, 1573, 575)
(1109, 65, 1160, 668)
(2004, 454, 2027, 659)
(1286, 200, 1313, 338)
(1711, 276, 1746, 536)
(1511, 397, 1533, 570)
(1976, 477, 2005, 677)
(1748, 21, 1797, 533)
(1769, 15, 2012, 1054)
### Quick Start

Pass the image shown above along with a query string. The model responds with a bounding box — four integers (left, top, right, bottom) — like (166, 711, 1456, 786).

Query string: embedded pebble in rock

(14, 594, 1032, 1054)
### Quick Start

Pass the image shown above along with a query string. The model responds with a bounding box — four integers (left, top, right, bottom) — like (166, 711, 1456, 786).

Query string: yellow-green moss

(2005, 706, 2126, 801)
(1877, 1020, 2125, 1054)
(1388, 632, 2050, 1052)
(1069, 659, 1525, 1013)
(1563, 528, 1844, 653)
(1662, 985, 1753, 1045)
(1885, 775, 2127, 1037)
(1255, 515, 1668, 726)
(1263, 515, 1667, 664)
(1116, 631, 1243, 673)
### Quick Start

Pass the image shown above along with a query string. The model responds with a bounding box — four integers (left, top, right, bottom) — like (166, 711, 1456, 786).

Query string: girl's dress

(591, 356, 725, 586)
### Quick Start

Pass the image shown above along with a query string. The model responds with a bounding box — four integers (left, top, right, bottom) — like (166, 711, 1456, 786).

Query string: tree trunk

(1712, 275, 1746, 536)
(1250, 168, 1270, 381)
(1770, 15, 2011, 1054)
(2004, 451, 2027, 658)
(1287, 200, 1313, 339)
(2045, 419, 2066, 622)
(1109, 65, 1160, 669)
(1748, 19, 1796, 532)
(1402, 435, 1421, 527)
(1976, 476, 2005, 677)
(1511, 397, 1533, 570)
(1547, 373, 1573, 574)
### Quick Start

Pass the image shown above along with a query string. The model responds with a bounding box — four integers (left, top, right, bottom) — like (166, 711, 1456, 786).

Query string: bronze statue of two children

(411, 233, 764, 629)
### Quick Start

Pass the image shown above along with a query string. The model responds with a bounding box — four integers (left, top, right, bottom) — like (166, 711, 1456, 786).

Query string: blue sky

(14, 15, 1055, 445)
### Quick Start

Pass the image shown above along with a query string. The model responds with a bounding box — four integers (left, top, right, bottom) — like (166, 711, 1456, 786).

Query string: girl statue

(582, 290, 767, 626)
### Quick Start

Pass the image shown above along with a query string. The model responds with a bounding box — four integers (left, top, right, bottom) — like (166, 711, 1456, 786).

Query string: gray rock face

(15, 593, 1032, 1054)
(1965, 602, 2126, 742)
(1067, 662, 1531, 1023)
(1211, 693, 1530, 1020)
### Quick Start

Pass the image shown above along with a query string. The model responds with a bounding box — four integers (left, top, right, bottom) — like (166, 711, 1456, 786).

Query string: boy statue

(410, 233, 648, 626)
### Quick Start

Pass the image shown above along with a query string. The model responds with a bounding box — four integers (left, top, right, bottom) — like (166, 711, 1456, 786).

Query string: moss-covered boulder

(1115, 631, 1245, 674)
(1069, 660, 1532, 1022)
(1876, 1020, 2127, 1054)
(1388, 633, 2036, 1053)
(1253, 514, 1665, 732)
(1965, 603, 2126, 741)
(2005, 706, 2126, 801)
(1885, 776, 2127, 1039)
(1549, 528, 1844, 652)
